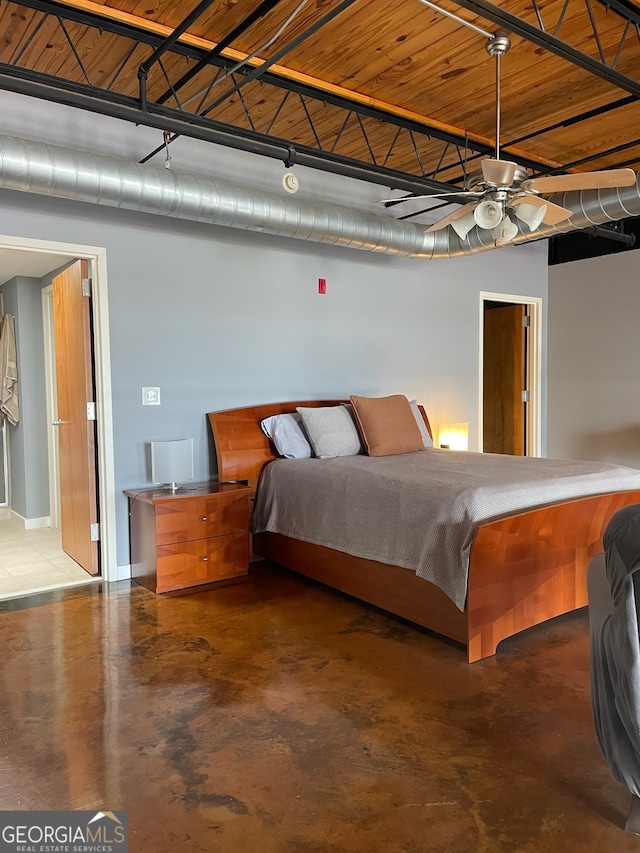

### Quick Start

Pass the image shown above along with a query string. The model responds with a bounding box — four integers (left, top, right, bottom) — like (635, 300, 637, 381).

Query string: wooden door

(483, 303, 526, 456)
(53, 260, 99, 574)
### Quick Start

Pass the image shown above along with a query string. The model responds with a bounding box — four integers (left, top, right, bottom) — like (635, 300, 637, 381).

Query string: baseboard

(116, 564, 132, 581)
(0, 507, 10, 520)
(9, 511, 50, 530)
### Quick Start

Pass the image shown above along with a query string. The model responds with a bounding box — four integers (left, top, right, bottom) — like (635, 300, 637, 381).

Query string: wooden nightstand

(124, 482, 251, 594)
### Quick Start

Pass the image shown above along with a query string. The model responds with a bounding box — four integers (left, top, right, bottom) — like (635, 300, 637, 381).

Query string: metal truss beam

(3, 0, 640, 194)
(434, 92, 639, 184)
(152, 0, 283, 106)
(139, 0, 218, 77)
(453, 0, 640, 98)
(0, 0, 519, 194)
(0, 64, 469, 197)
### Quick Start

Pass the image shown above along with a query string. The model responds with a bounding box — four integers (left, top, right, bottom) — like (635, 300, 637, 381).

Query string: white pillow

(296, 405, 363, 458)
(260, 413, 312, 459)
(410, 399, 433, 448)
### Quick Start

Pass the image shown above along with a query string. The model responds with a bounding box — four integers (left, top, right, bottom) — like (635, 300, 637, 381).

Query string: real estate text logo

(0, 810, 127, 853)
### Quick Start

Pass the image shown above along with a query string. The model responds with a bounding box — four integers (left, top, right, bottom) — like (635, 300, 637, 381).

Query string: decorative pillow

(296, 405, 363, 458)
(410, 399, 434, 448)
(260, 413, 312, 459)
(349, 394, 425, 457)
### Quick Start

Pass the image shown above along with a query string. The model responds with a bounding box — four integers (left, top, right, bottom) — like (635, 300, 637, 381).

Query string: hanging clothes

(0, 313, 19, 427)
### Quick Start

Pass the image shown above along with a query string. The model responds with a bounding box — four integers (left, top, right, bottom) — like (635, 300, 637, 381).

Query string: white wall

(0, 91, 549, 572)
(548, 250, 640, 467)
(0, 276, 48, 519)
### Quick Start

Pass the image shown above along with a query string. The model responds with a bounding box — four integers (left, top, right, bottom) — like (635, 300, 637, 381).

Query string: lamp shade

(492, 214, 519, 244)
(514, 201, 547, 231)
(150, 438, 194, 490)
(438, 423, 469, 451)
(474, 200, 504, 229)
(450, 210, 478, 240)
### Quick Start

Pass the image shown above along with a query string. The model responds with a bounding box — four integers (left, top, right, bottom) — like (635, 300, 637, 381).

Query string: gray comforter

(251, 449, 640, 610)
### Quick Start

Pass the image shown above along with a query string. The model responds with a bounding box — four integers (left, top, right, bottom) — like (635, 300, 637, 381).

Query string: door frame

(0, 234, 117, 581)
(0, 291, 7, 510)
(479, 291, 543, 457)
(42, 284, 60, 529)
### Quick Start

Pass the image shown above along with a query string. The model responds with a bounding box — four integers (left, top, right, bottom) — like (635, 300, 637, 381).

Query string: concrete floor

(0, 562, 637, 853)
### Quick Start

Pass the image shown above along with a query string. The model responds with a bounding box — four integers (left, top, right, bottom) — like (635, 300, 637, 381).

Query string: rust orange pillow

(349, 394, 425, 457)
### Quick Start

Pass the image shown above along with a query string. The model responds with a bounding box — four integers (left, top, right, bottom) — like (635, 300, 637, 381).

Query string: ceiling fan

(383, 29, 636, 244)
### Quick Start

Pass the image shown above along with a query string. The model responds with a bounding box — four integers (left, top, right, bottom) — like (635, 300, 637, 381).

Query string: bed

(208, 400, 640, 663)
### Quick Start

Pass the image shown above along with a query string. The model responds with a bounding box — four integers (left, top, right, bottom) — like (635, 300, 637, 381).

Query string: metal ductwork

(0, 134, 638, 258)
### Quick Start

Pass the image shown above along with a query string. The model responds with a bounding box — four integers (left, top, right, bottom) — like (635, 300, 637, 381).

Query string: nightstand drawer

(155, 532, 249, 592)
(155, 492, 249, 545)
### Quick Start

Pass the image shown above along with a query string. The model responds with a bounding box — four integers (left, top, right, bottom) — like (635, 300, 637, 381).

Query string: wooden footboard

(465, 489, 640, 662)
(254, 489, 640, 663)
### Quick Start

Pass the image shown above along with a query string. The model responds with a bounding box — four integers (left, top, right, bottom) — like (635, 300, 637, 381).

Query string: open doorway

(0, 236, 116, 596)
(480, 291, 542, 457)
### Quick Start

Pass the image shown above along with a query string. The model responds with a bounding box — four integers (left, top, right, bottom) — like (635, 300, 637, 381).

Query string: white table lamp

(150, 438, 194, 490)
(438, 423, 469, 451)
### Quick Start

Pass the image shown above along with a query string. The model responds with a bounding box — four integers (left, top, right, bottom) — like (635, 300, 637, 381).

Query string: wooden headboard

(208, 400, 433, 486)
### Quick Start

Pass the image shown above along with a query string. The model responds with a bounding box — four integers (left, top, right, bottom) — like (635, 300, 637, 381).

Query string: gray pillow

(296, 405, 363, 458)
(260, 413, 312, 459)
(410, 399, 433, 448)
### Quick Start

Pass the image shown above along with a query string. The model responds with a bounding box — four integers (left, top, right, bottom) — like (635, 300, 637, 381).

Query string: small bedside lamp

(150, 438, 194, 490)
(438, 423, 469, 451)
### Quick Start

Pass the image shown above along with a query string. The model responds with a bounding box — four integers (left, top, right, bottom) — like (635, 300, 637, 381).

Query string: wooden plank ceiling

(1, 0, 640, 197)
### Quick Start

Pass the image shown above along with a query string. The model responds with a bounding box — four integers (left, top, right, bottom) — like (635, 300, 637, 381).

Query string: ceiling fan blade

(425, 202, 478, 233)
(481, 158, 518, 186)
(379, 191, 481, 204)
(523, 168, 636, 195)
(511, 194, 573, 226)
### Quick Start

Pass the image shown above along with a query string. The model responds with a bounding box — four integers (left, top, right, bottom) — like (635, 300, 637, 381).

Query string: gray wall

(0, 276, 49, 518)
(0, 91, 550, 571)
(548, 250, 640, 467)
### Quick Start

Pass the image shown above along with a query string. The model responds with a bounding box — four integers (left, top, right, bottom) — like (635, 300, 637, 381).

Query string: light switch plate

(142, 386, 161, 406)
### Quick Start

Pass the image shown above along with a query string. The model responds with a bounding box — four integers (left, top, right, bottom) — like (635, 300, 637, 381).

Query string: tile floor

(0, 518, 99, 599)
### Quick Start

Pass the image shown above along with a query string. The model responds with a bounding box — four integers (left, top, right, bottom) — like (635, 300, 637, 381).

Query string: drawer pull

(201, 516, 208, 521)
(201, 556, 209, 562)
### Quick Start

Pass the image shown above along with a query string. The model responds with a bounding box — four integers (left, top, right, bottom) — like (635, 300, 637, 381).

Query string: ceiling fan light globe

(474, 200, 504, 230)
(515, 201, 547, 231)
(450, 211, 478, 240)
(491, 214, 519, 244)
